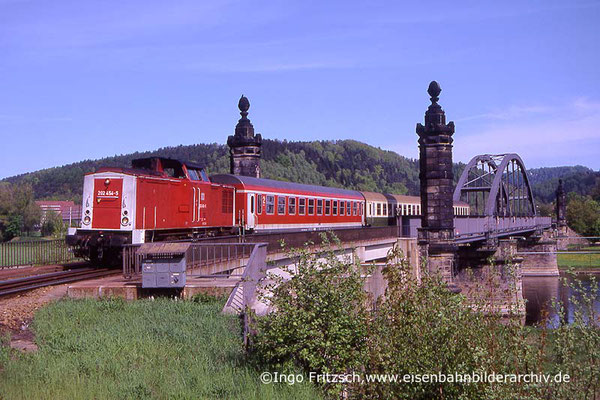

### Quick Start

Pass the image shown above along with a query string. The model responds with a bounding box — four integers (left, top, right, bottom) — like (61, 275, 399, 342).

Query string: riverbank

(557, 246, 600, 270)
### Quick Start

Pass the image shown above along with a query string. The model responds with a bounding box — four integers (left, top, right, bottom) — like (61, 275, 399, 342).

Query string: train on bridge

(67, 156, 469, 263)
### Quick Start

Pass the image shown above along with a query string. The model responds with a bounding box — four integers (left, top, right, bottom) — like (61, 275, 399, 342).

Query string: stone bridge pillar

(227, 95, 262, 177)
(556, 179, 567, 236)
(416, 81, 458, 289)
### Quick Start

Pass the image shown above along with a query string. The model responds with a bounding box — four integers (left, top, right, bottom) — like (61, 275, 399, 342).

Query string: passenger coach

(210, 175, 365, 232)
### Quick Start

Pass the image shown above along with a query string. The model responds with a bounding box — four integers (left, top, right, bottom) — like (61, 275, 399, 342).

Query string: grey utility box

(139, 243, 191, 289)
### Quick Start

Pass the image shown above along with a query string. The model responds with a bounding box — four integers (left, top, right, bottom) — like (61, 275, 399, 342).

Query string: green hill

(3, 140, 421, 203)
(3, 139, 598, 206)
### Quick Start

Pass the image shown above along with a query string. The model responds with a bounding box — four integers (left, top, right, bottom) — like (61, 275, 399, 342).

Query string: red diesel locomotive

(67, 156, 365, 263)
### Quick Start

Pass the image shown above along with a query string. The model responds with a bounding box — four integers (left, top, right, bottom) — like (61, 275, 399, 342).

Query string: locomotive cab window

(164, 166, 186, 179)
(188, 168, 208, 181)
(266, 195, 275, 214)
(278, 196, 286, 215)
(288, 197, 296, 215)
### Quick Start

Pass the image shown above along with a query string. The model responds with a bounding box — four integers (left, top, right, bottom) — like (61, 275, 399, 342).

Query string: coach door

(247, 194, 256, 229)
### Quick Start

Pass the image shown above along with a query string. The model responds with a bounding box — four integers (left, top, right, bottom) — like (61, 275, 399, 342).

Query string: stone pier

(519, 230, 560, 276)
(416, 81, 459, 292)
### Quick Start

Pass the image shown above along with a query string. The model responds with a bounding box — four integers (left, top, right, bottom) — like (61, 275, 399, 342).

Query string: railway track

(0, 267, 118, 297)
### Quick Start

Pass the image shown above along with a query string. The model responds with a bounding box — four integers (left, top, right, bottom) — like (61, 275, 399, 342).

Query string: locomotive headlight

(104, 178, 111, 186)
(121, 216, 129, 226)
(83, 216, 91, 225)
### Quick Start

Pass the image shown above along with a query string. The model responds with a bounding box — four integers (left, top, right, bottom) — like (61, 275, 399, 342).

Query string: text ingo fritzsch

(259, 371, 571, 385)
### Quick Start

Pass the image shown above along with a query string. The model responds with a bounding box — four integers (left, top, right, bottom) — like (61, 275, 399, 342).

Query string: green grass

(558, 246, 600, 269)
(0, 298, 321, 400)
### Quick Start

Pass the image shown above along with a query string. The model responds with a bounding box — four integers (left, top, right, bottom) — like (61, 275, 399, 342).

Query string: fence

(0, 239, 77, 268)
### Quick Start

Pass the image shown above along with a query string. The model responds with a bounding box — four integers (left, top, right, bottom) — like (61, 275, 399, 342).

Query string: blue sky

(1, 0, 599, 178)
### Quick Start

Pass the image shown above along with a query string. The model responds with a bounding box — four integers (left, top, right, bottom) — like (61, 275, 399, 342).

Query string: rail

(0, 267, 117, 297)
(0, 239, 77, 268)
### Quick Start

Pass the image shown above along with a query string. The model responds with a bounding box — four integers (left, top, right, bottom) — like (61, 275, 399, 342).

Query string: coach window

(325, 200, 331, 215)
(278, 196, 286, 215)
(333, 200, 338, 215)
(308, 199, 315, 215)
(338, 201, 344, 216)
(317, 199, 323, 215)
(257, 194, 262, 214)
(299, 198, 306, 215)
(266, 195, 275, 215)
(369, 203, 372, 216)
(403, 204, 407, 215)
(250, 196, 255, 214)
(346, 201, 350, 216)
(352, 202, 357, 216)
(289, 197, 296, 215)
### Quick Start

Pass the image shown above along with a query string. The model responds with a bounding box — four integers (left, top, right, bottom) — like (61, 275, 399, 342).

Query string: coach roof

(210, 174, 363, 198)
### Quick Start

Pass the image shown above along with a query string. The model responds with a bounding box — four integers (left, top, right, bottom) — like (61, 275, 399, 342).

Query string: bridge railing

(454, 216, 552, 240)
(122, 242, 258, 279)
(0, 239, 77, 268)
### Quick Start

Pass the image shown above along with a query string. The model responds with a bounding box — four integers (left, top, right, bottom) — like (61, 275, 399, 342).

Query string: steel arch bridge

(452, 154, 551, 243)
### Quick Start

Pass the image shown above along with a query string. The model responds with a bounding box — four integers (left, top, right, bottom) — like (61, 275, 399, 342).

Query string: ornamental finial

(238, 95, 250, 118)
(427, 81, 441, 104)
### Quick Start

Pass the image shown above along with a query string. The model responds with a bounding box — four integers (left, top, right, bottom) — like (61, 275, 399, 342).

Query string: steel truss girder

(453, 153, 537, 217)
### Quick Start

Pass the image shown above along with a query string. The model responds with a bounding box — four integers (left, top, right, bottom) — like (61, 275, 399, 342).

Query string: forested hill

(528, 166, 599, 204)
(3, 139, 598, 205)
(3, 140, 422, 203)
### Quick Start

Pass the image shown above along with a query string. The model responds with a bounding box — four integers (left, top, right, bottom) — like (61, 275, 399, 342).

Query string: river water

(523, 272, 600, 326)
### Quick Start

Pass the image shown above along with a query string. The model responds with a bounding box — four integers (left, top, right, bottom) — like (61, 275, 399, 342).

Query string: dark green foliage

(41, 210, 66, 237)
(566, 193, 600, 237)
(252, 243, 600, 399)
(528, 166, 600, 204)
(252, 233, 370, 397)
(3, 139, 598, 211)
(3, 140, 418, 200)
(0, 183, 41, 241)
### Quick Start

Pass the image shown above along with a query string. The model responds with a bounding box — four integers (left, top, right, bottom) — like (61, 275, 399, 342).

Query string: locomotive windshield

(187, 168, 208, 181)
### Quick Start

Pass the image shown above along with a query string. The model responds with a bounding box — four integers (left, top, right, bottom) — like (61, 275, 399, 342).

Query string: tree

(566, 193, 600, 237)
(41, 210, 65, 237)
(0, 183, 41, 241)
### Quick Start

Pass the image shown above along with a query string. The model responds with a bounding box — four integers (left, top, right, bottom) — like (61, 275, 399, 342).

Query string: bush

(251, 233, 370, 397)
(251, 239, 600, 399)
